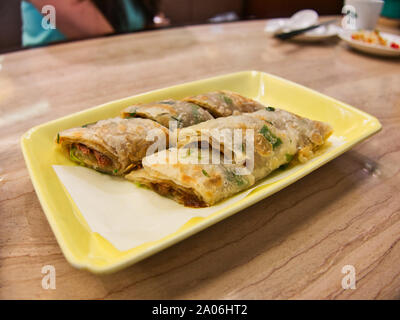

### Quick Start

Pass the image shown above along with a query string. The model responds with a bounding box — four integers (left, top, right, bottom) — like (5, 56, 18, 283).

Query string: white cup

(344, 0, 384, 30)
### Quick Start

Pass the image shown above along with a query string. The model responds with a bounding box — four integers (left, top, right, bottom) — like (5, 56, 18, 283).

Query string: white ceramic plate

(264, 18, 340, 42)
(339, 30, 400, 57)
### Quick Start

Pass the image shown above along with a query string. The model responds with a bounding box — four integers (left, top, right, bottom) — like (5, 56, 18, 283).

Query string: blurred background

(1, 0, 399, 53)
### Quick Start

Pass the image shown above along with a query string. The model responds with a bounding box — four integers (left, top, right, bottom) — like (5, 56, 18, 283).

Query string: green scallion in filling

(259, 125, 282, 149)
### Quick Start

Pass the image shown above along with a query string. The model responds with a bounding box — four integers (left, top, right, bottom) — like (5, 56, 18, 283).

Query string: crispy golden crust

(251, 108, 333, 163)
(183, 90, 265, 117)
(121, 100, 214, 128)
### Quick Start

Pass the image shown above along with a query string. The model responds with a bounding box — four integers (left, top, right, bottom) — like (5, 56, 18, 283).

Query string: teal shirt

(21, 0, 145, 47)
(21, 1, 66, 47)
(120, 0, 146, 33)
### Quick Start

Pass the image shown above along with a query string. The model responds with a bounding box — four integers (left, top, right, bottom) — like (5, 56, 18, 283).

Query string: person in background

(21, 0, 169, 47)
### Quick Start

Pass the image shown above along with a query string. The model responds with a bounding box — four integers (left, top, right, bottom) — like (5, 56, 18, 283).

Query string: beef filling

(150, 182, 207, 208)
(73, 143, 112, 168)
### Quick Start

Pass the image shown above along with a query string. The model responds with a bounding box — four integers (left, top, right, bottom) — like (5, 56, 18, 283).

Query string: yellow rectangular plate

(21, 71, 381, 274)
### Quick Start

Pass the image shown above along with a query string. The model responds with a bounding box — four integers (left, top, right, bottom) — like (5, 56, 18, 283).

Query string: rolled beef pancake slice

(174, 107, 333, 165)
(57, 117, 169, 175)
(132, 110, 333, 207)
(121, 100, 214, 128)
(126, 115, 303, 207)
(125, 148, 255, 207)
(251, 108, 333, 162)
(183, 90, 265, 117)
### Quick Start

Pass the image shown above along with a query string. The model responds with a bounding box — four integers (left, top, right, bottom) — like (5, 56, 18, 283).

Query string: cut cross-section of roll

(57, 117, 169, 175)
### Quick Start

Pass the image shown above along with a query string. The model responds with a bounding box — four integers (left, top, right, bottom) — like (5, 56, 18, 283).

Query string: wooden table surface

(1, 18, 400, 300)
